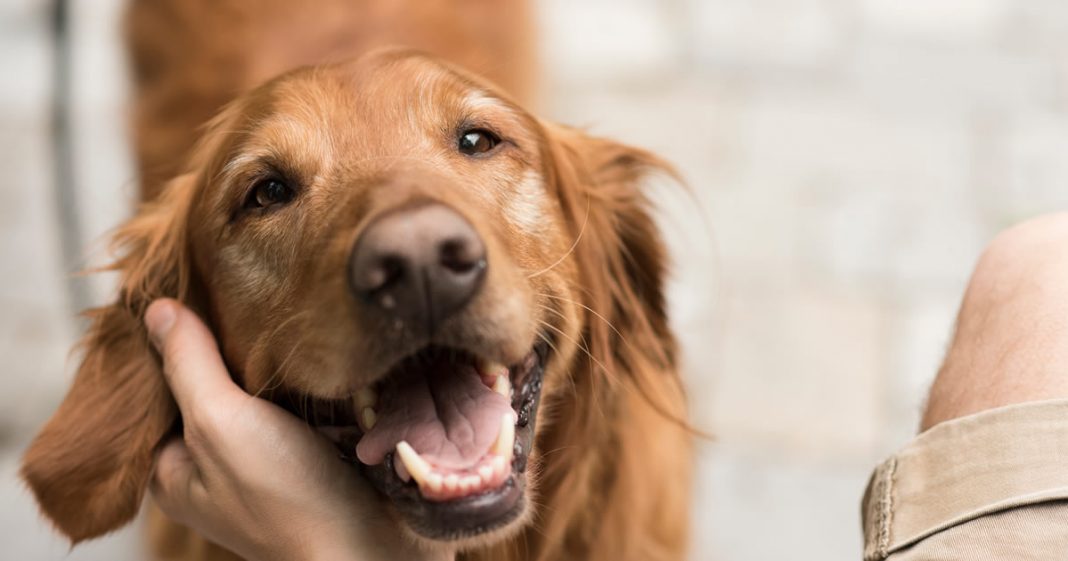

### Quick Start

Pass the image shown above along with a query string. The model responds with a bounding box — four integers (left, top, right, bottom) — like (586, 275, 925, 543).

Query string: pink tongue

(355, 360, 511, 469)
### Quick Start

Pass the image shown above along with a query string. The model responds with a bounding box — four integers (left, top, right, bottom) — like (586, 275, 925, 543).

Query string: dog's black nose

(350, 202, 487, 333)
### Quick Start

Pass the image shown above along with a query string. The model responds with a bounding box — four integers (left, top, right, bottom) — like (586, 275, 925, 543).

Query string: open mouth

(327, 342, 547, 540)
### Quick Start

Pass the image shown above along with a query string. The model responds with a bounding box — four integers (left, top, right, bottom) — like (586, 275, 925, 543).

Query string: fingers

(150, 438, 204, 524)
(145, 299, 244, 413)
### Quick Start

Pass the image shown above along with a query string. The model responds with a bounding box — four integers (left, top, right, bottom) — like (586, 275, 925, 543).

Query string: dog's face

(22, 49, 676, 549)
(191, 51, 577, 541)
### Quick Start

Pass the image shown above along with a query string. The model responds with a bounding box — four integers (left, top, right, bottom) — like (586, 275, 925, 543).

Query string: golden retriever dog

(21, 1, 692, 560)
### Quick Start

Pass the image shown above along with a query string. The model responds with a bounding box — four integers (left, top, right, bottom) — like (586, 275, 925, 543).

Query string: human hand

(145, 299, 450, 561)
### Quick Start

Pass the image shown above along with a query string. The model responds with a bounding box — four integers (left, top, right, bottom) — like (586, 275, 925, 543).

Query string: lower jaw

(364, 461, 527, 540)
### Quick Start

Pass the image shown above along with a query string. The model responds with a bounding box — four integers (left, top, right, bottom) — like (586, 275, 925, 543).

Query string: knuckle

(149, 473, 180, 517)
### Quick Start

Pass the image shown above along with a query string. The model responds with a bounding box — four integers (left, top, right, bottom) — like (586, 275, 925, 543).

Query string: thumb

(145, 299, 244, 413)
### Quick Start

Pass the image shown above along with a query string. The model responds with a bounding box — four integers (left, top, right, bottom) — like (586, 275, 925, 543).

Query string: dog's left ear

(543, 124, 678, 370)
(534, 124, 692, 560)
(21, 174, 198, 543)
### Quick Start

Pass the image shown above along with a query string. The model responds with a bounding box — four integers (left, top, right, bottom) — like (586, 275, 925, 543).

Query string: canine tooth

(478, 358, 509, 378)
(492, 413, 515, 459)
(360, 407, 377, 430)
(491, 455, 508, 477)
(395, 442, 432, 486)
(426, 472, 443, 494)
(394, 457, 411, 483)
(492, 375, 511, 399)
(444, 474, 459, 493)
(355, 387, 377, 409)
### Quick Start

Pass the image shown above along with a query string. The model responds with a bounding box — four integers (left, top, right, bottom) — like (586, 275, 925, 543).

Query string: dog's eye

(247, 178, 295, 209)
(458, 129, 501, 155)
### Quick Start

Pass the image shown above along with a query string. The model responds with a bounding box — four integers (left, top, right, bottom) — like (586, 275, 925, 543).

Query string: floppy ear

(544, 124, 678, 372)
(21, 176, 196, 543)
(516, 125, 692, 561)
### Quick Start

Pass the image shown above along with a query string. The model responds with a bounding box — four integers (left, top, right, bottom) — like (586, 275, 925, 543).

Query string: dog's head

(22, 49, 676, 548)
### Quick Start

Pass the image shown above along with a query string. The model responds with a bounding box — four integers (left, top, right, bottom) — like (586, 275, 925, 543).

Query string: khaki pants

(863, 399, 1068, 560)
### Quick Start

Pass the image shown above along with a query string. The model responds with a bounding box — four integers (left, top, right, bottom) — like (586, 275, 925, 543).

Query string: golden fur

(22, 3, 691, 561)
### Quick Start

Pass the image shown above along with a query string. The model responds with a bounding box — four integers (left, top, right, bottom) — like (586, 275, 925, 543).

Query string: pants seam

(865, 456, 896, 560)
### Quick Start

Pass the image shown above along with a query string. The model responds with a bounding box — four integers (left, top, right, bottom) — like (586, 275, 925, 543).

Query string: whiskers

(532, 292, 623, 383)
(531, 313, 616, 426)
(534, 290, 702, 438)
(247, 309, 315, 399)
(526, 192, 590, 280)
(541, 291, 671, 369)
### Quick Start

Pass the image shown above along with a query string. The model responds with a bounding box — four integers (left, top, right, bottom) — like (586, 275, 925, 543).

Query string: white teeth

(492, 454, 508, 477)
(355, 387, 377, 410)
(395, 442, 432, 486)
(360, 407, 377, 430)
(492, 374, 511, 399)
(492, 413, 515, 460)
(478, 359, 510, 380)
(394, 456, 411, 482)
(395, 415, 516, 502)
(355, 388, 377, 431)
(426, 472, 443, 493)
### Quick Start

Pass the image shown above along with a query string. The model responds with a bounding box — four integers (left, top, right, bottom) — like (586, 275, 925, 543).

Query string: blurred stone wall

(4, 0, 1068, 559)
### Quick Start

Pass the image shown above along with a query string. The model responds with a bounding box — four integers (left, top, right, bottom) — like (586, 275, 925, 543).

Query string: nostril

(358, 255, 409, 311)
(354, 253, 407, 295)
(373, 256, 407, 291)
(438, 238, 486, 275)
(349, 202, 487, 331)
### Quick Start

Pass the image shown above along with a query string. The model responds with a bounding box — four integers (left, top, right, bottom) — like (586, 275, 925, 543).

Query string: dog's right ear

(21, 175, 197, 543)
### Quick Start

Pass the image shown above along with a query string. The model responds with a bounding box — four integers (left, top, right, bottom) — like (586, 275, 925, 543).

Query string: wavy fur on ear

(465, 125, 692, 561)
(21, 176, 197, 543)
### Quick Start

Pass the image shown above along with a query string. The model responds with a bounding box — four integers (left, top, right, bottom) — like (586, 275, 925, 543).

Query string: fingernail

(145, 300, 176, 346)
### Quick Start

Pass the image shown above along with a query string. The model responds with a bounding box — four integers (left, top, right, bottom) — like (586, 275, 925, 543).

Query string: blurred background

(4, 0, 1068, 559)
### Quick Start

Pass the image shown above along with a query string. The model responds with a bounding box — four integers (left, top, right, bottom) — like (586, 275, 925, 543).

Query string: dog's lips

(334, 343, 546, 540)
